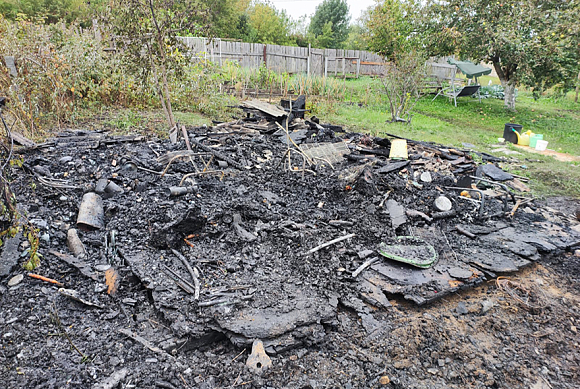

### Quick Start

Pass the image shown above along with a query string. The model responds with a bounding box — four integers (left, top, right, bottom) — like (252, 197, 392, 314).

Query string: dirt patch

(512, 145, 580, 163)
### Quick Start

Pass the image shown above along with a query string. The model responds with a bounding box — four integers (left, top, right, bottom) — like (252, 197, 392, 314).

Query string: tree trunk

(148, 0, 177, 141)
(159, 63, 176, 129)
(493, 61, 516, 110)
(147, 44, 172, 131)
(575, 70, 579, 103)
(503, 82, 516, 110)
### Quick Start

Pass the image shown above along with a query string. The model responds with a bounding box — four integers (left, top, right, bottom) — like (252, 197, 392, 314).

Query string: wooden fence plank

(176, 37, 385, 77)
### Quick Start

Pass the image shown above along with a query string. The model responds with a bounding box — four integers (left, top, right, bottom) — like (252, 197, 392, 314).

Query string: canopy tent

(432, 59, 493, 107)
(447, 58, 493, 79)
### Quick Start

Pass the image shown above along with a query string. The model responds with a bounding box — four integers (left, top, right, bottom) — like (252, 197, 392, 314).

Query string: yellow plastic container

(389, 139, 408, 159)
(517, 130, 533, 146)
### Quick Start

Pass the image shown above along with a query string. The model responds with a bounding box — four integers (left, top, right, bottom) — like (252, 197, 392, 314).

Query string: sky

(270, 0, 377, 23)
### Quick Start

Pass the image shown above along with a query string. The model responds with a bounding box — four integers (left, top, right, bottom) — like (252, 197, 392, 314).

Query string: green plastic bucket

(529, 134, 543, 148)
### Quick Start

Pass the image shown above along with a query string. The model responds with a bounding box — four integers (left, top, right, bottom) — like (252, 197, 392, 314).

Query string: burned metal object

(246, 339, 272, 373)
(280, 95, 306, 119)
(378, 236, 438, 269)
(76, 192, 104, 230)
(300, 141, 350, 165)
(166, 186, 196, 197)
(66, 229, 86, 258)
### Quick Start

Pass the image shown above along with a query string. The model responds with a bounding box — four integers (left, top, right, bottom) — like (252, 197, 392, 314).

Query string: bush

(380, 50, 427, 123)
(0, 16, 152, 139)
(478, 84, 518, 100)
(0, 16, 246, 137)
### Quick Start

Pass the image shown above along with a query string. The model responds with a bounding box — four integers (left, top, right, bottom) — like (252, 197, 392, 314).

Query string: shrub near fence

(0, 17, 156, 138)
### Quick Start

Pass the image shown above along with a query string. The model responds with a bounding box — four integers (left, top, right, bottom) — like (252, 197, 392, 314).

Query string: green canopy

(447, 58, 492, 79)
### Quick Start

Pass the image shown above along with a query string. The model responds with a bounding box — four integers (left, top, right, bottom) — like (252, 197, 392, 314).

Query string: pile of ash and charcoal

(1, 97, 579, 388)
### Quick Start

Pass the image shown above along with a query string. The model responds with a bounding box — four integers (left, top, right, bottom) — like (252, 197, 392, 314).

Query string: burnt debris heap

(2, 98, 580, 380)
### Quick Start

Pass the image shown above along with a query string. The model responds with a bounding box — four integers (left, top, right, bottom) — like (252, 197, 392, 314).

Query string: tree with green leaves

(381, 50, 427, 123)
(308, 0, 350, 48)
(247, 1, 294, 45)
(364, 0, 418, 59)
(0, 0, 92, 24)
(424, 0, 580, 109)
(110, 0, 211, 140)
(343, 22, 368, 51)
(205, 0, 246, 39)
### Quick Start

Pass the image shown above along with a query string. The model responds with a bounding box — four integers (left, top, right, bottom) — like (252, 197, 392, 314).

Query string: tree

(424, 0, 580, 109)
(0, 0, 94, 25)
(381, 50, 427, 123)
(343, 22, 368, 51)
(288, 14, 309, 47)
(246, 1, 295, 45)
(365, 0, 418, 59)
(312, 21, 334, 48)
(110, 0, 211, 140)
(308, 0, 350, 48)
(205, 0, 246, 39)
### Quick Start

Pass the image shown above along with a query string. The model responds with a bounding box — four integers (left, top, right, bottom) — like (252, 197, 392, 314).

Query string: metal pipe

(77, 192, 104, 230)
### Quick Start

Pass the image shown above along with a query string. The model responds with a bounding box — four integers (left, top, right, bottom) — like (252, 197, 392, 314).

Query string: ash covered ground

(1, 115, 579, 389)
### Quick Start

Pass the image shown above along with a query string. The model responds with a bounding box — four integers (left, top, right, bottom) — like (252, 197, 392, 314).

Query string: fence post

(356, 57, 360, 78)
(307, 43, 311, 75)
(92, 19, 102, 42)
(342, 57, 346, 78)
(324, 56, 328, 78)
(263, 45, 267, 68)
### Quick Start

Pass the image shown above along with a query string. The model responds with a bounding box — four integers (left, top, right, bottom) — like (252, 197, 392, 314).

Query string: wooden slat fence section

(177, 37, 386, 77)
(428, 62, 456, 81)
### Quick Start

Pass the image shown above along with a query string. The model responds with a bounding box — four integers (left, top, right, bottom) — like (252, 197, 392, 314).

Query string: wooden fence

(178, 37, 386, 77)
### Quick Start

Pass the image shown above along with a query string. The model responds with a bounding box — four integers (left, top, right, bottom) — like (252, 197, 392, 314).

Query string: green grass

(311, 78, 580, 198)
(74, 108, 212, 137)
(173, 111, 212, 126)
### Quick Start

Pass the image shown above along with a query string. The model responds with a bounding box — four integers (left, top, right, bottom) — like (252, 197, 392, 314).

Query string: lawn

(312, 76, 580, 198)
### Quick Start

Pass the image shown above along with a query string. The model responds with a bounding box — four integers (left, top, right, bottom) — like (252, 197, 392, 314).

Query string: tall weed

(0, 16, 151, 138)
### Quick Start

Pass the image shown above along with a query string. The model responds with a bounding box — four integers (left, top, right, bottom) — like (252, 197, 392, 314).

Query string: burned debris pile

(2, 98, 580, 386)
